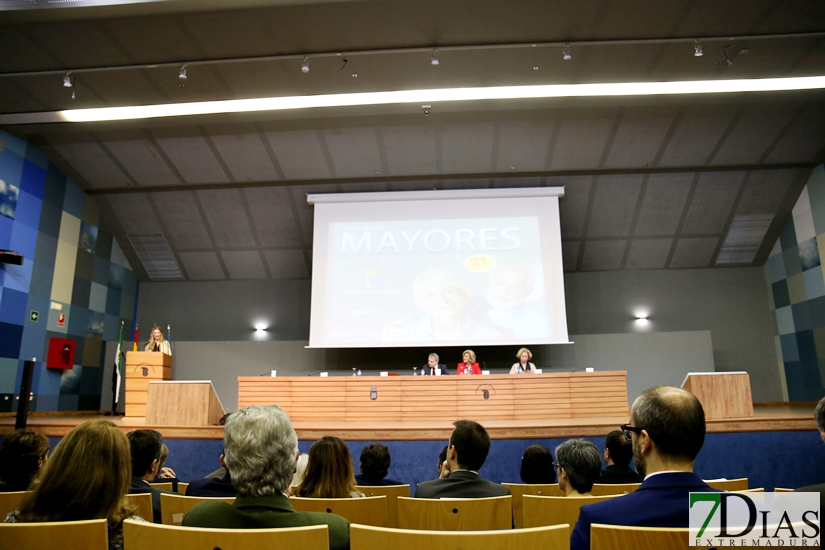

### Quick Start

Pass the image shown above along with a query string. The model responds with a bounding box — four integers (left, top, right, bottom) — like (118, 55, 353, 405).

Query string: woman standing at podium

(144, 325, 171, 356)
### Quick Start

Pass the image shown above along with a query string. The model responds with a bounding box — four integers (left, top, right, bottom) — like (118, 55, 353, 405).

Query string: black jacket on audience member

(596, 464, 644, 484)
(129, 477, 176, 523)
(186, 473, 238, 497)
(354, 473, 404, 486)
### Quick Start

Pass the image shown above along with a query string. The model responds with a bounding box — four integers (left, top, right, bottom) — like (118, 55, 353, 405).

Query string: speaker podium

(681, 371, 754, 419)
(124, 351, 172, 418)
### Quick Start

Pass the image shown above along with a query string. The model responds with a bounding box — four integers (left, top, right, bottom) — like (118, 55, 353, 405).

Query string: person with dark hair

(794, 396, 825, 510)
(414, 420, 510, 498)
(437, 445, 448, 477)
(0, 429, 50, 492)
(570, 386, 720, 550)
(295, 436, 364, 498)
(182, 406, 349, 550)
(596, 430, 644, 484)
(4, 420, 145, 550)
(355, 443, 403, 486)
(555, 439, 601, 496)
(127, 429, 175, 523)
(520, 444, 555, 484)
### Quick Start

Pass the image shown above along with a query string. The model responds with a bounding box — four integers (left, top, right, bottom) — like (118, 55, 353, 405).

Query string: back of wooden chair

(731, 487, 764, 492)
(159, 493, 235, 525)
(501, 483, 564, 528)
(590, 522, 716, 550)
(350, 523, 569, 550)
(704, 478, 748, 491)
(177, 482, 189, 495)
(523, 494, 623, 535)
(290, 495, 388, 527)
(397, 495, 512, 531)
(590, 483, 641, 496)
(356, 485, 410, 527)
(774, 488, 794, 492)
(125, 492, 153, 522)
(0, 490, 27, 519)
(123, 518, 328, 550)
(0, 518, 108, 550)
(148, 481, 173, 492)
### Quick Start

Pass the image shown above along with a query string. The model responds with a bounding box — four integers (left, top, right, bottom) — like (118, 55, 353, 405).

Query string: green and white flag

(114, 321, 124, 404)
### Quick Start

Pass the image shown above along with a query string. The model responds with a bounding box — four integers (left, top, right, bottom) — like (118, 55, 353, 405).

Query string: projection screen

(307, 187, 570, 348)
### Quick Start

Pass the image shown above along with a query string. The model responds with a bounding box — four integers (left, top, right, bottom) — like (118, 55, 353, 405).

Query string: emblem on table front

(475, 384, 496, 400)
(370, 386, 377, 400)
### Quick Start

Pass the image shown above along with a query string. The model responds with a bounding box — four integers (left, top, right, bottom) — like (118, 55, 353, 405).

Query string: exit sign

(30, 311, 39, 322)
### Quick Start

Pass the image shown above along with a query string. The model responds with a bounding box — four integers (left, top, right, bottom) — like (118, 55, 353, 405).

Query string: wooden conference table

(237, 371, 628, 422)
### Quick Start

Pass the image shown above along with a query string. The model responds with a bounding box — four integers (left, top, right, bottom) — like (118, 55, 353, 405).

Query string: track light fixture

(562, 44, 572, 61)
(63, 73, 72, 88)
(301, 57, 310, 73)
(694, 40, 703, 57)
(431, 49, 439, 66)
(179, 65, 187, 80)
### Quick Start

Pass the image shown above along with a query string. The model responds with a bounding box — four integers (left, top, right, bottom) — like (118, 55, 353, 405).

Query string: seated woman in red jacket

(457, 350, 481, 375)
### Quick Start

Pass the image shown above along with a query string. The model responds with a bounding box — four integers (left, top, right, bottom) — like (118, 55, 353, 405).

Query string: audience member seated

(597, 430, 644, 484)
(0, 429, 49, 492)
(520, 444, 555, 484)
(795, 396, 825, 511)
(4, 419, 146, 550)
(182, 406, 349, 550)
(354, 443, 403, 486)
(127, 429, 176, 523)
(570, 385, 720, 550)
(186, 453, 237, 497)
(151, 443, 179, 492)
(414, 420, 510, 498)
(295, 436, 365, 498)
(437, 445, 448, 478)
(289, 453, 308, 494)
(556, 439, 601, 496)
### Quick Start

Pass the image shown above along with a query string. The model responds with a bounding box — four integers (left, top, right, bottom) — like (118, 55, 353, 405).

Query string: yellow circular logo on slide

(463, 255, 496, 272)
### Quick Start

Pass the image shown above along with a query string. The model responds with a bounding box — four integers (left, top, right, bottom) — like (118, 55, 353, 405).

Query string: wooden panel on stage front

(682, 372, 754, 419)
(237, 372, 628, 423)
(146, 382, 225, 426)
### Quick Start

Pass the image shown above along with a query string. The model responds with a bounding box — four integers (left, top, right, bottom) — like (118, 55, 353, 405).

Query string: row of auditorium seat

(0, 519, 733, 550)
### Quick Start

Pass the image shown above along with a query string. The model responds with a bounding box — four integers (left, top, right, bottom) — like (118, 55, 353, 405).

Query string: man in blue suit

(570, 386, 720, 550)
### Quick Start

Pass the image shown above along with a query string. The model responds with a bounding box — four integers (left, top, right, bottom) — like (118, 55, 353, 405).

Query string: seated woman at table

(295, 436, 364, 498)
(144, 324, 171, 355)
(4, 419, 145, 550)
(509, 347, 538, 374)
(456, 350, 481, 375)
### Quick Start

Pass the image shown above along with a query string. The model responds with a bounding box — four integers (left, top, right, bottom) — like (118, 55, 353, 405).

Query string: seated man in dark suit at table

(414, 420, 510, 499)
(186, 453, 237, 497)
(127, 429, 176, 523)
(354, 443, 404, 486)
(183, 405, 349, 550)
(421, 353, 448, 376)
(596, 430, 644, 484)
(570, 386, 720, 550)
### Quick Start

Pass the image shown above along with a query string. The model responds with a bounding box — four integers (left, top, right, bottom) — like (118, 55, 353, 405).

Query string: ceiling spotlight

(71, 90, 75, 100)
(562, 44, 572, 61)
(179, 65, 187, 80)
(301, 57, 310, 74)
(694, 40, 703, 57)
(431, 49, 439, 66)
(63, 73, 72, 88)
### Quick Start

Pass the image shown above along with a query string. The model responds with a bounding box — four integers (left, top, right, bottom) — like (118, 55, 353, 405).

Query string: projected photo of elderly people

(382, 268, 502, 342)
(484, 264, 550, 339)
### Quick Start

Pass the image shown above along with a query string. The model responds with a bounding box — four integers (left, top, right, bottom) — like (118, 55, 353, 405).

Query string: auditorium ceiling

(1, 0, 824, 281)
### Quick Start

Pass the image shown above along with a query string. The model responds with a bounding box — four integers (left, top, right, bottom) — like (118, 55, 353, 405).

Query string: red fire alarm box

(47, 338, 75, 370)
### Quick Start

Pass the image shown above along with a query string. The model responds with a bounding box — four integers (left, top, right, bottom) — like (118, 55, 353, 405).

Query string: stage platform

(0, 403, 816, 440)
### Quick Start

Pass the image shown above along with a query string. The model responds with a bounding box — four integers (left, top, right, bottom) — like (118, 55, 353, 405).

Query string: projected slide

(309, 190, 569, 348)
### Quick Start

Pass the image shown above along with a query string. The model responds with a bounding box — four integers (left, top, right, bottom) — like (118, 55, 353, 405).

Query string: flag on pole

(114, 321, 124, 404)
(167, 324, 171, 344)
(133, 323, 139, 352)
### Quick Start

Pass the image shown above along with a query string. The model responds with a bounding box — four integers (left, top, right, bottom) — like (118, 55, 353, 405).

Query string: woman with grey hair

(555, 438, 602, 496)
